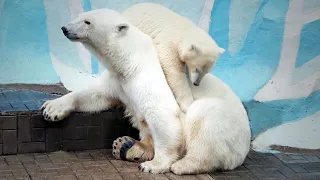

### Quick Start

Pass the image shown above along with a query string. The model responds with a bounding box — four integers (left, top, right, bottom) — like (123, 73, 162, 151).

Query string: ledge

(0, 110, 138, 155)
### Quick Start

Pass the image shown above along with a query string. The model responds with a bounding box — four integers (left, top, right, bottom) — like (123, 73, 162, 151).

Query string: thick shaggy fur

(123, 3, 225, 113)
(41, 9, 182, 174)
(122, 3, 251, 175)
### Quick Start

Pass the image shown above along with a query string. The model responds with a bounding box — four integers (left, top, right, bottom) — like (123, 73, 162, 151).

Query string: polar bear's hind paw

(112, 136, 153, 162)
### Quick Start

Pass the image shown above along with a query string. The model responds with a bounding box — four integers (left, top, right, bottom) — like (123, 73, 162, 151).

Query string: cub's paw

(139, 159, 170, 174)
(41, 96, 74, 122)
(112, 136, 153, 162)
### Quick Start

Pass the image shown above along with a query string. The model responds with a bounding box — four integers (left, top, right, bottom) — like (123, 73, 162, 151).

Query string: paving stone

(24, 101, 41, 111)
(32, 128, 46, 142)
(61, 140, 89, 151)
(121, 172, 140, 180)
(0, 116, 16, 130)
(304, 154, 320, 162)
(62, 127, 87, 140)
(9, 101, 28, 111)
(18, 115, 31, 142)
(3, 130, 17, 154)
(2, 91, 21, 102)
(18, 142, 45, 154)
(31, 114, 47, 128)
(298, 172, 320, 180)
(0, 101, 12, 111)
(0, 130, 2, 144)
(0, 93, 5, 101)
(46, 128, 61, 152)
(286, 163, 308, 173)
(87, 126, 103, 148)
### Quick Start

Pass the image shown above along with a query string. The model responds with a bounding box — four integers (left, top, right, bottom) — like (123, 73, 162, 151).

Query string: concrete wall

(0, 0, 319, 152)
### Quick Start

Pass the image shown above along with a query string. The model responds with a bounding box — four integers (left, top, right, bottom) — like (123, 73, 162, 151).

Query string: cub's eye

(84, 20, 91, 25)
(195, 68, 201, 73)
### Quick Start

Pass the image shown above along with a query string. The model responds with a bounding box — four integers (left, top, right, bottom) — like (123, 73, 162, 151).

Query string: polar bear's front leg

(41, 73, 121, 122)
(166, 69, 194, 113)
(41, 85, 118, 122)
(138, 113, 182, 174)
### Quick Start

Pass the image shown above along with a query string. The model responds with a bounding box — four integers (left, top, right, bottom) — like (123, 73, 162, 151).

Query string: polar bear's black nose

(193, 83, 199, 86)
(61, 26, 68, 35)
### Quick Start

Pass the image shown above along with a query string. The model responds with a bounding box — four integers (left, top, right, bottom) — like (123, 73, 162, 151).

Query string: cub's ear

(116, 23, 129, 34)
(190, 44, 199, 53)
(179, 44, 199, 62)
(218, 47, 225, 55)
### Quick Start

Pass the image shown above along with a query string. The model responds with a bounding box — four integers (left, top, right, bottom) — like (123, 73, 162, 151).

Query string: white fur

(170, 74, 251, 174)
(123, 3, 225, 113)
(42, 9, 182, 174)
(123, 3, 251, 175)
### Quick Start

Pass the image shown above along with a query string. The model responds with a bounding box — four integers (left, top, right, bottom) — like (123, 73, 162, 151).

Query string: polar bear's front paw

(41, 97, 75, 122)
(138, 159, 170, 174)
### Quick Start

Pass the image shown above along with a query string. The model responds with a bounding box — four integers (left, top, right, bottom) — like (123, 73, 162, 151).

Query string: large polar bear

(123, 3, 225, 113)
(41, 9, 183, 173)
(112, 3, 252, 175)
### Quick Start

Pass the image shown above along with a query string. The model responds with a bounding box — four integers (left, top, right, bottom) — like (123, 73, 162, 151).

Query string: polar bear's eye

(84, 20, 91, 25)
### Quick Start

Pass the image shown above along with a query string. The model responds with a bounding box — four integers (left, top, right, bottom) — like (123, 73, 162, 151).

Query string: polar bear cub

(119, 3, 251, 175)
(123, 3, 225, 113)
(41, 9, 182, 173)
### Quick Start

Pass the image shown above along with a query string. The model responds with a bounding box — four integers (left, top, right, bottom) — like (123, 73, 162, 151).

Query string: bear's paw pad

(112, 136, 138, 161)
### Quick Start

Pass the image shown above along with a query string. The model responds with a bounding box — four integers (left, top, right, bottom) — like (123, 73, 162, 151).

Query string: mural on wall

(0, 0, 209, 88)
(0, 0, 319, 152)
(210, 0, 320, 151)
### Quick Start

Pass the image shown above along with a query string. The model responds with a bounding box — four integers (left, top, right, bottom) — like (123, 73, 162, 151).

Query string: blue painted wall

(0, 0, 206, 83)
(0, 0, 319, 143)
(209, 0, 320, 137)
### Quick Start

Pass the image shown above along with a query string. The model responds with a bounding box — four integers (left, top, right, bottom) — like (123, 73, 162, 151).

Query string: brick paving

(0, 150, 319, 180)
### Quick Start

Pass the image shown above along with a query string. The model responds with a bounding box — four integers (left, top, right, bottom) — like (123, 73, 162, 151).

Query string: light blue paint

(83, 0, 99, 74)
(209, 0, 320, 137)
(228, 0, 263, 56)
(244, 91, 320, 136)
(0, 0, 4, 15)
(296, 20, 320, 67)
(304, 0, 320, 10)
(89, 0, 206, 24)
(210, 0, 289, 101)
(44, 0, 85, 72)
(0, 0, 59, 84)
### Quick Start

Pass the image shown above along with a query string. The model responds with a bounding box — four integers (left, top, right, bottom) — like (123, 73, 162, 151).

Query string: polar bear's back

(123, 3, 195, 38)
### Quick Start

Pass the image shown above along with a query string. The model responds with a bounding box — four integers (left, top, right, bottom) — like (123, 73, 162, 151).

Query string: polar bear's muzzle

(61, 26, 79, 41)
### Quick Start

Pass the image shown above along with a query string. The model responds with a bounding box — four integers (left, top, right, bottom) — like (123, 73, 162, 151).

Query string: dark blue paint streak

(296, 19, 320, 67)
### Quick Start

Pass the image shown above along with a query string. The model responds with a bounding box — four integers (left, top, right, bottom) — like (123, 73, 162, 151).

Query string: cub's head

(61, 9, 130, 53)
(179, 37, 225, 86)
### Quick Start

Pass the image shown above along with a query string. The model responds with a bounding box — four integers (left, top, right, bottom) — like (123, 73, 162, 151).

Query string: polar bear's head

(179, 34, 225, 86)
(61, 9, 135, 68)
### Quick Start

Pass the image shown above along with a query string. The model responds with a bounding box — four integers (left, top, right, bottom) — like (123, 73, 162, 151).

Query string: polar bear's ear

(116, 23, 129, 34)
(218, 47, 225, 55)
(190, 44, 199, 54)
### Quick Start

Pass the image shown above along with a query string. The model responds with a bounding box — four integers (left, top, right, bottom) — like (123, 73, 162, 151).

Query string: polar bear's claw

(41, 97, 74, 122)
(139, 159, 170, 174)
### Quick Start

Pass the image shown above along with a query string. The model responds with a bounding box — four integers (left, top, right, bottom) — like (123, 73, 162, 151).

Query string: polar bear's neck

(84, 33, 159, 80)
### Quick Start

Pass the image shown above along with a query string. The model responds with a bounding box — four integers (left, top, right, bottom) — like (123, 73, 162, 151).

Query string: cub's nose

(193, 82, 199, 86)
(61, 26, 68, 35)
